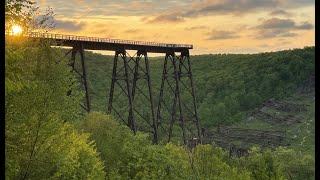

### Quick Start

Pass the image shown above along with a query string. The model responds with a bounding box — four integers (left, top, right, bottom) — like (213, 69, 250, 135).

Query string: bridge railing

(26, 32, 193, 49)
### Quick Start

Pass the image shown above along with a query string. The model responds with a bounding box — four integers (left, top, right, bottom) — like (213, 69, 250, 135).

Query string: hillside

(70, 47, 315, 148)
(74, 47, 313, 119)
(207, 74, 314, 156)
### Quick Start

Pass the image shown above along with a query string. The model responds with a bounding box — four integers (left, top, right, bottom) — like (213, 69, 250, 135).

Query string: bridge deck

(23, 32, 192, 53)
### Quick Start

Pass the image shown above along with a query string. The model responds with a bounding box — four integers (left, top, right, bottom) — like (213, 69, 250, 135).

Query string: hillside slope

(69, 47, 314, 154)
(209, 74, 314, 156)
(74, 47, 314, 125)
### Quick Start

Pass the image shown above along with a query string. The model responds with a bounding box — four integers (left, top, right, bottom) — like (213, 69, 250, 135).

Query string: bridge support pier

(67, 44, 91, 112)
(108, 50, 158, 143)
(132, 50, 158, 143)
(108, 50, 136, 132)
(156, 50, 201, 145)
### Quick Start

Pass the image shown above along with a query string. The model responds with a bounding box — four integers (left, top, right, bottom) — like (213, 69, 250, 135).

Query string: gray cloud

(187, 0, 314, 17)
(185, 26, 209, 31)
(145, 13, 185, 23)
(296, 21, 314, 29)
(206, 30, 239, 40)
(257, 18, 296, 29)
(36, 0, 192, 17)
(269, 9, 292, 16)
(147, 0, 314, 23)
(255, 18, 313, 38)
(258, 44, 271, 48)
(281, 32, 298, 37)
(54, 19, 86, 31)
(34, 15, 86, 31)
(186, 0, 279, 17)
(36, 0, 314, 25)
(124, 29, 139, 33)
(257, 18, 314, 30)
(277, 39, 291, 45)
(257, 29, 298, 38)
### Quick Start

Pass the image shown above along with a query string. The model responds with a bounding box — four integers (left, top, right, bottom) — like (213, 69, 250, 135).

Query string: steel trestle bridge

(26, 32, 193, 52)
(8, 32, 201, 145)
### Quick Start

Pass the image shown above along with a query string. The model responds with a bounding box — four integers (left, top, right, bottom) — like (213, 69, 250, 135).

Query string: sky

(35, 0, 315, 56)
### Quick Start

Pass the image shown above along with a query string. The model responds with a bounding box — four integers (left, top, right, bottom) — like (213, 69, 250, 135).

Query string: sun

(11, 25, 23, 35)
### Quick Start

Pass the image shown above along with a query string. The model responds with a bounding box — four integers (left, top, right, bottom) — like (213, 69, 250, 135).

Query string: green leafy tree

(80, 112, 192, 179)
(80, 112, 132, 174)
(6, 37, 106, 179)
(272, 147, 315, 180)
(191, 145, 251, 179)
(5, 0, 36, 31)
(5, 0, 55, 34)
(232, 147, 315, 180)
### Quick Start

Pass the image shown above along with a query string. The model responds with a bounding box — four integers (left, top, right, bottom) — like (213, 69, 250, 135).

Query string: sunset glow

(11, 25, 23, 35)
(35, 0, 314, 55)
